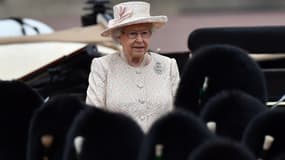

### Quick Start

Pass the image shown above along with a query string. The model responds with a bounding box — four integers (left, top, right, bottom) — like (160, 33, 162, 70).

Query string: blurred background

(1, 0, 285, 52)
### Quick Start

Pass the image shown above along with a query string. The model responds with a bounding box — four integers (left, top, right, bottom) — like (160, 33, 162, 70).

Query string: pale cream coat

(86, 52, 180, 132)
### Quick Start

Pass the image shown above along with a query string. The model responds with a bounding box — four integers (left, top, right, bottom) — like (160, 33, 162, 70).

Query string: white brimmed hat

(100, 1, 168, 37)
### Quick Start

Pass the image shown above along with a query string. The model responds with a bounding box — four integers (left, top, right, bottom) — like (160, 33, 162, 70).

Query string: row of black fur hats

(26, 103, 285, 160)
(65, 108, 285, 160)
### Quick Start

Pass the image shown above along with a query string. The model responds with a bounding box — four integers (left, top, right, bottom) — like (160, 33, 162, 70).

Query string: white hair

(111, 28, 123, 44)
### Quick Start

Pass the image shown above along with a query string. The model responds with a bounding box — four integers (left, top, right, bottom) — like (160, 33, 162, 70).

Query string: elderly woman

(86, 1, 180, 132)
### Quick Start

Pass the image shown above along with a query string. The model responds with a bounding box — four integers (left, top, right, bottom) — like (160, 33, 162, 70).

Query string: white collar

(119, 51, 151, 67)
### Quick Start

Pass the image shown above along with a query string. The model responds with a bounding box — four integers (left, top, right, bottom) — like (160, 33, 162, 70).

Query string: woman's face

(119, 23, 152, 60)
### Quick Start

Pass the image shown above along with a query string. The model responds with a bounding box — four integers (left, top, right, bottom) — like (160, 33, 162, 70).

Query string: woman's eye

(129, 32, 137, 36)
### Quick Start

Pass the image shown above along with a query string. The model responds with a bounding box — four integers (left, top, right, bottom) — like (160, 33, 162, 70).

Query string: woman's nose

(135, 34, 144, 42)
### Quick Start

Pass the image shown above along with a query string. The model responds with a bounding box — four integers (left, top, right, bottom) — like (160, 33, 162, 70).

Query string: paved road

(38, 11, 285, 53)
(151, 11, 285, 53)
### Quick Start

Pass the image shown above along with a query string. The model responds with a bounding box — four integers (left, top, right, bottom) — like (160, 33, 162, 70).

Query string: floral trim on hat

(108, 6, 133, 27)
